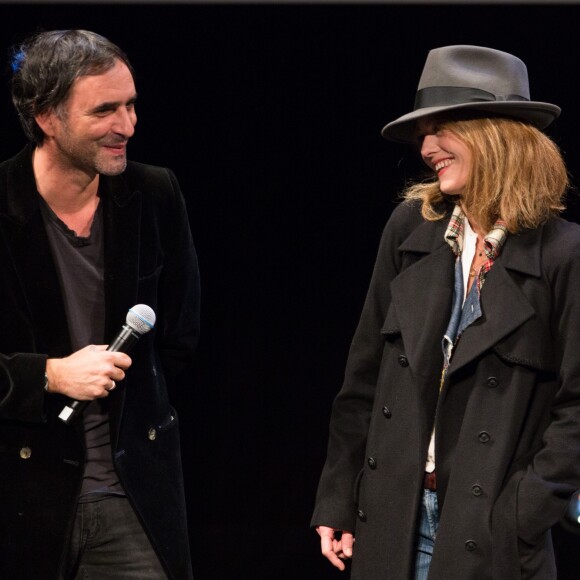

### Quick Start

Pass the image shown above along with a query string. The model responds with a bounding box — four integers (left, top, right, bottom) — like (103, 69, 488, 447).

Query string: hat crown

(381, 44, 559, 143)
(418, 45, 531, 102)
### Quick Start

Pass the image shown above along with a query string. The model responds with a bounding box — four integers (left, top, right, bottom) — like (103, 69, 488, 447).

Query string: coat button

(368, 457, 377, 470)
(19, 447, 32, 459)
(478, 431, 490, 443)
(357, 509, 367, 522)
(382, 406, 392, 418)
(465, 540, 477, 551)
(398, 355, 409, 367)
(471, 484, 483, 497)
(148, 428, 157, 441)
(486, 377, 498, 388)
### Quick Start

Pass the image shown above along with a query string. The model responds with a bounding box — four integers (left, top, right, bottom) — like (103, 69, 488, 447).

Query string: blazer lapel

(99, 172, 142, 445)
(0, 147, 70, 355)
(100, 173, 142, 342)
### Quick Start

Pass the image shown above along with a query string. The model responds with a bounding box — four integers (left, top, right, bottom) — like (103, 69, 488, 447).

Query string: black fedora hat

(381, 45, 561, 143)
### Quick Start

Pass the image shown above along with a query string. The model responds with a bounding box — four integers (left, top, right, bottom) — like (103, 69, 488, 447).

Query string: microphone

(58, 304, 156, 424)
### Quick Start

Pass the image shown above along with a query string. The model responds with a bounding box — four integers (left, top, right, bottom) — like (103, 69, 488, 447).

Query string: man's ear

(34, 110, 57, 138)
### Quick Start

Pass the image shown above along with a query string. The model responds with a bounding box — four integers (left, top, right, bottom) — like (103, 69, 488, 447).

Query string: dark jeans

(414, 489, 440, 580)
(62, 495, 167, 580)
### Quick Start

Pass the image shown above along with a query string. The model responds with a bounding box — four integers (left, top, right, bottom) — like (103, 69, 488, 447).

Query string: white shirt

(425, 218, 478, 473)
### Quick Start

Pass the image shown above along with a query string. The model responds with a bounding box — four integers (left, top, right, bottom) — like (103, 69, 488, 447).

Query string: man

(0, 30, 199, 579)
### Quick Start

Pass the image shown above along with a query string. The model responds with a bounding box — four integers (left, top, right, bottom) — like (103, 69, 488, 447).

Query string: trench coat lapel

(448, 226, 541, 377)
(389, 218, 543, 396)
(390, 219, 454, 394)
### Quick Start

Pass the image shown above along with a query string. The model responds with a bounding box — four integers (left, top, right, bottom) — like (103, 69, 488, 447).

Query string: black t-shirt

(40, 195, 124, 499)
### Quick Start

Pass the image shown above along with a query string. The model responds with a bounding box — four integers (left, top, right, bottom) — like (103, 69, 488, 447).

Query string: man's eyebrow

(88, 94, 138, 114)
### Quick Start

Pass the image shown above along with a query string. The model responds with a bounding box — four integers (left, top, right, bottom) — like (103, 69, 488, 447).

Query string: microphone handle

(59, 399, 88, 423)
(107, 325, 141, 353)
(58, 325, 142, 424)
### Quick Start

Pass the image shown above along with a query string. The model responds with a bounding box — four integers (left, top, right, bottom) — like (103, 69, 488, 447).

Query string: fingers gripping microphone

(58, 304, 156, 424)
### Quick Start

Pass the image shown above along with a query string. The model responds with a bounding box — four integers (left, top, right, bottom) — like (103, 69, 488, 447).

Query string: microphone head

(126, 304, 156, 335)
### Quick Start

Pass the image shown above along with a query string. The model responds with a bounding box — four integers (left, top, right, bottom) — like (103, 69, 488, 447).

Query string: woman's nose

(420, 133, 438, 161)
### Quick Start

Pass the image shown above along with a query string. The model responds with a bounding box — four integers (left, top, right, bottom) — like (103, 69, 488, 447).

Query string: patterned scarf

(444, 205, 508, 293)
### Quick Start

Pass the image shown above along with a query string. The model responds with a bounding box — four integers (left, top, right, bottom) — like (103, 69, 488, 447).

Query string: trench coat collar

(391, 212, 544, 385)
(397, 208, 543, 277)
(449, 226, 543, 377)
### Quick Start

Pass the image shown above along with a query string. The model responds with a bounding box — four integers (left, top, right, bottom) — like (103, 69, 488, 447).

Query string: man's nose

(113, 107, 136, 138)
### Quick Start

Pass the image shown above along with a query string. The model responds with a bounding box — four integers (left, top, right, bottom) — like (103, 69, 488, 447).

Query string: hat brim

(381, 101, 561, 143)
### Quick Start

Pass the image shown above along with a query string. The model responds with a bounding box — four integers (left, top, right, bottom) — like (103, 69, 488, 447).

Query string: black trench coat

(312, 200, 580, 579)
(0, 145, 200, 579)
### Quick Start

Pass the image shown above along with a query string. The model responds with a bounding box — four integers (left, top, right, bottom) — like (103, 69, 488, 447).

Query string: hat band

(415, 86, 529, 110)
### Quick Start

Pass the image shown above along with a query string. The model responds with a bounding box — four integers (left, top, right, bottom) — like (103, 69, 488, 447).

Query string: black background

(1, 3, 579, 578)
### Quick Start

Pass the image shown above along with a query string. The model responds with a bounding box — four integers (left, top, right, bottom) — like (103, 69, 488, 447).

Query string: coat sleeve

(154, 168, 200, 385)
(0, 353, 47, 421)
(514, 222, 580, 544)
(311, 201, 421, 532)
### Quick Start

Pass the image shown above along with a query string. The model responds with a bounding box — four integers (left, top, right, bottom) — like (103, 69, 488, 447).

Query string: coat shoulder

(380, 199, 424, 246)
(386, 198, 424, 229)
(541, 217, 580, 268)
(542, 216, 580, 247)
(0, 145, 30, 174)
(123, 160, 179, 197)
(108, 160, 186, 215)
(378, 198, 449, 257)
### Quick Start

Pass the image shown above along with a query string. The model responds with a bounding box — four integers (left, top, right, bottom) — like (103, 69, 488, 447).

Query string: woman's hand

(317, 525, 354, 571)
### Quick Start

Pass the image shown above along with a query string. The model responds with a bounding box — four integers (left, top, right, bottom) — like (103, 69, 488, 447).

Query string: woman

(312, 45, 580, 579)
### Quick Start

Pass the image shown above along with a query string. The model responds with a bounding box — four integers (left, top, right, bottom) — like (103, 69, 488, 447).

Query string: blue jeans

(414, 489, 440, 580)
(61, 495, 167, 579)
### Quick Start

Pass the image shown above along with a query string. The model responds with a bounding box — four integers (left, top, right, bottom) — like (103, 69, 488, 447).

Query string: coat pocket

(156, 406, 179, 434)
(493, 324, 557, 376)
(138, 263, 164, 283)
(136, 263, 164, 310)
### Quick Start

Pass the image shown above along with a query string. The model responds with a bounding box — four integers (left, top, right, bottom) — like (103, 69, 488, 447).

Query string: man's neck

(33, 145, 101, 237)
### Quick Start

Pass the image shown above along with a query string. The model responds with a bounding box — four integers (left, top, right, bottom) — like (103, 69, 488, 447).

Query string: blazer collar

(3, 144, 41, 225)
(2, 144, 140, 222)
